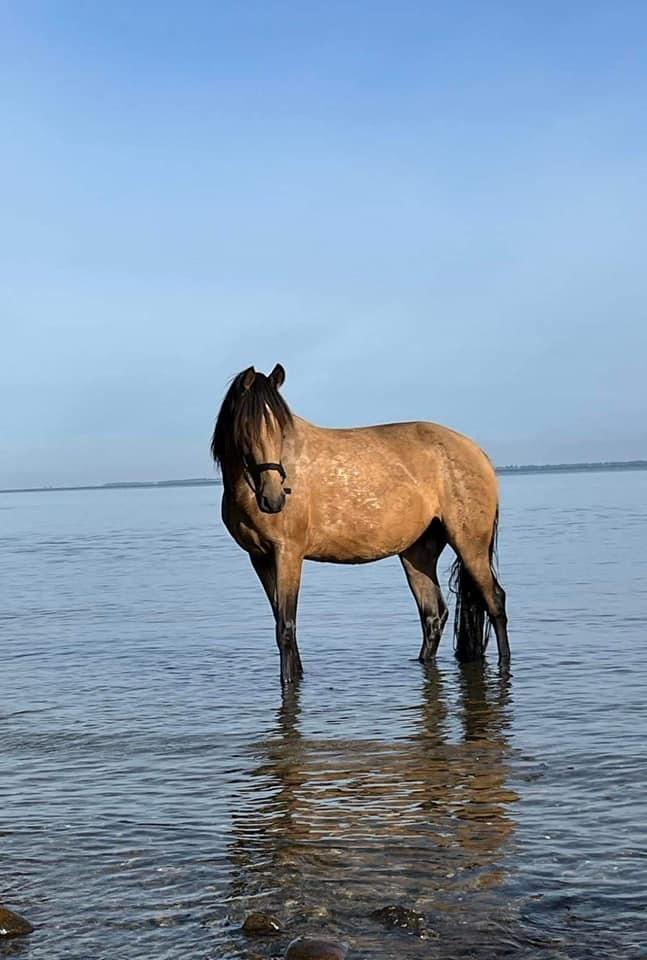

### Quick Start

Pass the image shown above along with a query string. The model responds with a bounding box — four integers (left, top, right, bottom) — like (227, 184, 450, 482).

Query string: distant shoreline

(497, 459, 647, 475)
(1, 460, 646, 495)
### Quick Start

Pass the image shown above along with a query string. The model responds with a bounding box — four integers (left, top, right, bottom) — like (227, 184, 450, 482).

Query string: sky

(2, 1, 646, 487)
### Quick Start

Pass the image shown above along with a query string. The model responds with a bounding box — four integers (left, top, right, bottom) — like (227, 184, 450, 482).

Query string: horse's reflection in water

(229, 666, 518, 957)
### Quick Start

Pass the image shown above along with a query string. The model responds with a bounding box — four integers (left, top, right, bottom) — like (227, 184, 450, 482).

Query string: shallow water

(1, 472, 646, 959)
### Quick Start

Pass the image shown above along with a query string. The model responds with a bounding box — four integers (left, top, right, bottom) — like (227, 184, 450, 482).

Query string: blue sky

(2, 1, 646, 486)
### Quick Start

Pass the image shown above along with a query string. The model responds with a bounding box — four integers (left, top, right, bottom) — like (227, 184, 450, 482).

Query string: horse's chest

(222, 496, 270, 555)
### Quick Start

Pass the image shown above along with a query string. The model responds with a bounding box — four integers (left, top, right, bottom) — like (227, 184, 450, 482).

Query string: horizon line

(2, 458, 647, 495)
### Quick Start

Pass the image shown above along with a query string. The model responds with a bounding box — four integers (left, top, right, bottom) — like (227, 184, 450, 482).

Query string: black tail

(449, 510, 499, 662)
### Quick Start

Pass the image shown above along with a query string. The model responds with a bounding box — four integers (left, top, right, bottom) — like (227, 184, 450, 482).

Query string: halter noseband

(248, 461, 292, 495)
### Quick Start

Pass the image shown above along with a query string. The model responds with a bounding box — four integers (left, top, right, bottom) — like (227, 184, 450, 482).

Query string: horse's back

(301, 418, 495, 492)
(293, 418, 498, 563)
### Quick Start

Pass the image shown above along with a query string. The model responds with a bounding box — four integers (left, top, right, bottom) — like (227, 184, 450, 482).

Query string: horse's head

(241, 363, 290, 513)
(211, 363, 292, 514)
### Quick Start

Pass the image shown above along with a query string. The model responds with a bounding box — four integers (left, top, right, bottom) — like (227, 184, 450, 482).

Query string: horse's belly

(304, 511, 430, 564)
(305, 547, 399, 564)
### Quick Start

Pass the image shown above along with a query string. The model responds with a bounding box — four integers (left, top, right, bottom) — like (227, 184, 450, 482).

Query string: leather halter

(246, 460, 292, 495)
(255, 461, 286, 481)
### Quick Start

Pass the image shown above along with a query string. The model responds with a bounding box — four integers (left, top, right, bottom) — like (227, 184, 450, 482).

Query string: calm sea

(1, 471, 646, 959)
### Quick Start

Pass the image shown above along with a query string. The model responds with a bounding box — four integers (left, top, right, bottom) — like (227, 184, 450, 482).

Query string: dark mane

(211, 370, 293, 478)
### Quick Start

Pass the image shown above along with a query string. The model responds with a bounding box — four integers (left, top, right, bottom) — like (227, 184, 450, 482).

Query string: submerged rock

(0, 906, 34, 938)
(242, 912, 283, 936)
(370, 904, 426, 933)
(285, 937, 348, 960)
(299, 904, 331, 922)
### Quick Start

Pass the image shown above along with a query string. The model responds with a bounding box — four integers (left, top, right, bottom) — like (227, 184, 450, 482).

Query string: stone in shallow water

(242, 912, 283, 936)
(299, 905, 331, 922)
(285, 936, 348, 960)
(370, 904, 426, 932)
(0, 906, 34, 938)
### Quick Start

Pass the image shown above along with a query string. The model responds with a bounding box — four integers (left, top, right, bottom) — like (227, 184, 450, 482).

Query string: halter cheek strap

(253, 462, 292, 495)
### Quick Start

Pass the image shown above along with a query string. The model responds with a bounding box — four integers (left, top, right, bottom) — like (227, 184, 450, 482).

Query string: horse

(211, 364, 509, 686)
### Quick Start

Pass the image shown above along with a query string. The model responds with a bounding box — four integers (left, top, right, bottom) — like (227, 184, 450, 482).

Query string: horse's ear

(242, 366, 256, 390)
(269, 363, 286, 388)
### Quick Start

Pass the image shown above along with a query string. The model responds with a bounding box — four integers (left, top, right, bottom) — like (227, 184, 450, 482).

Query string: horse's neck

(221, 458, 246, 495)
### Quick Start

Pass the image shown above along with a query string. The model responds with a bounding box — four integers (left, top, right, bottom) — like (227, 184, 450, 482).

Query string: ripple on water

(1, 475, 646, 959)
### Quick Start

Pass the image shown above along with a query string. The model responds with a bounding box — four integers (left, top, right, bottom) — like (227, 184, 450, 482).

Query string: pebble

(301, 905, 330, 921)
(285, 937, 348, 960)
(242, 912, 283, 936)
(370, 904, 426, 933)
(0, 906, 34, 938)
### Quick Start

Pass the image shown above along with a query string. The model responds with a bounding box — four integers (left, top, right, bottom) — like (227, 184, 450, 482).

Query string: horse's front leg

(250, 552, 277, 611)
(273, 549, 304, 686)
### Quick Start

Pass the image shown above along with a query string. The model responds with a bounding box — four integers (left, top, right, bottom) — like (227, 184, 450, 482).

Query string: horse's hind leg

(400, 521, 448, 663)
(454, 543, 510, 662)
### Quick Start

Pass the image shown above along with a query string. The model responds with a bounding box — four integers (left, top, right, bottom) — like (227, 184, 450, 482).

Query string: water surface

(1, 472, 646, 958)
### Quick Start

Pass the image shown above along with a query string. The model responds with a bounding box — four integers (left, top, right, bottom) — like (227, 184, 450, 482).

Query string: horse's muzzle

(259, 492, 286, 514)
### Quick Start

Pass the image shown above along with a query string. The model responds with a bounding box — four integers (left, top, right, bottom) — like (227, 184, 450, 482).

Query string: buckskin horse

(211, 364, 509, 686)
